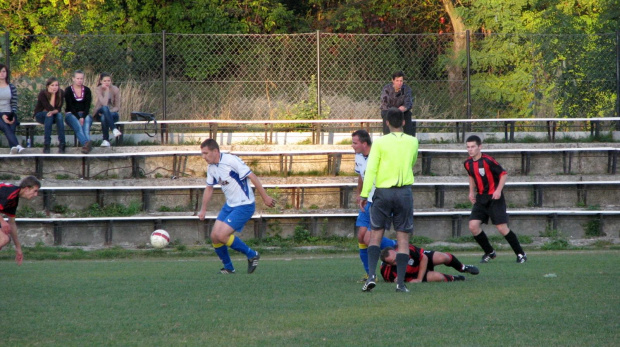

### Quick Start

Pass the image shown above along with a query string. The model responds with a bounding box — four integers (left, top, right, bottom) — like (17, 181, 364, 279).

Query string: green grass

(1, 251, 618, 346)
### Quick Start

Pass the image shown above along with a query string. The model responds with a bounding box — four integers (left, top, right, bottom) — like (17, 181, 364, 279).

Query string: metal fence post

(316, 30, 321, 123)
(614, 30, 620, 129)
(162, 30, 167, 120)
(466, 30, 471, 120)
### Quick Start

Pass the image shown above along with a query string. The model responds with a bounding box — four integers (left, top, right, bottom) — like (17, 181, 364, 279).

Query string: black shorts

(469, 194, 509, 225)
(370, 186, 414, 233)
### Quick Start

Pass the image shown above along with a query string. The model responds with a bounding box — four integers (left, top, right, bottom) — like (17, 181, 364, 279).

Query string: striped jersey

(354, 152, 376, 203)
(206, 153, 254, 207)
(380, 244, 425, 283)
(0, 183, 20, 217)
(463, 154, 507, 195)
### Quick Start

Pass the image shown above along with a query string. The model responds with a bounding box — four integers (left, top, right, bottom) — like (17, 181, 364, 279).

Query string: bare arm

(492, 173, 508, 200)
(198, 186, 214, 220)
(8, 217, 22, 265)
(411, 253, 428, 283)
(356, 175, 364, 208)
(249, 173, 275, 208)
(468, 175, 476, 204)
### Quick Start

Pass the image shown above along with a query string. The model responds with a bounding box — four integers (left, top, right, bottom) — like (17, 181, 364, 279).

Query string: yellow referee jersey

(360, 132, 419, 198)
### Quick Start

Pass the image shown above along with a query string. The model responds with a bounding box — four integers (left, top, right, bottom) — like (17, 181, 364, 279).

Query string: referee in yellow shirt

(359, 108, 419, 293)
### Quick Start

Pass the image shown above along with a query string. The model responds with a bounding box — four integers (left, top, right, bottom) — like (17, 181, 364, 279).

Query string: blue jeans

(0, 112, 19, 147)
(65, 112, 93, 145)
(95, 106, 119, 141)
(35, 111, 65, 146)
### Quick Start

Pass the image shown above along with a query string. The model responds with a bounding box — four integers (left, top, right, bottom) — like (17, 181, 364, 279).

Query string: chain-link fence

(3, 31, 619, 124)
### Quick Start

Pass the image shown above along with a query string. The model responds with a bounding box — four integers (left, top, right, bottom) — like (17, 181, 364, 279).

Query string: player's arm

(412, 253, 428, 283)
(492, 172, 508, 200)
(8, 217, 23, 265)
(468, 175, 476, 204)
(356, 175, 363, 206)
(198, 185, 214, 220)
(248, 173, 276, 208)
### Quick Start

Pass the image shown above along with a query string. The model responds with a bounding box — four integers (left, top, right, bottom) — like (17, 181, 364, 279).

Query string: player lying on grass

(380, 245, 479, 283)
(0, 176, 41, 265)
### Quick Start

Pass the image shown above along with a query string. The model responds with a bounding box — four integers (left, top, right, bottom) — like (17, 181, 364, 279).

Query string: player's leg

(496, 223, 527, 263)
(0, 227, 10, 249)
(426, 271, 465, 282)
(469, 218, 496, 263)
(217, 203, 261, 273)
(432, 250, 479, 275)
(363, 189, 390, 291)
(490, 196, 526, 263)
(210, 219, 236, 273)
(356, 202, 371, 280)
(392, 186, 413, 292)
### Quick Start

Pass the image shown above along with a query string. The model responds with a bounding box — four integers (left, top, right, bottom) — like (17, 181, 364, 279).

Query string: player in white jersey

(198, 139, 275, 274)
(352, 130, 397, 282)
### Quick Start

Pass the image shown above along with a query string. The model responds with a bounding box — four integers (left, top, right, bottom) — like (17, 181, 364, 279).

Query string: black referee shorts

(370, 186, 414, 233)
(469, 194, 509, 225)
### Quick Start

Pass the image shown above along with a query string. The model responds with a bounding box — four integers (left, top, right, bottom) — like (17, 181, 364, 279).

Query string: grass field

(2, 250, 619, 346)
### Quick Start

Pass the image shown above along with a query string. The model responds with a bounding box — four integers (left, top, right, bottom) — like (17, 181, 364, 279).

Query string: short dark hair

(386, 108, 404, 129)
(351, 129, 371, 146)
(73, 69, 85, 77)
(20, 176, 41, 189)
(392, 71, 405, 80)
(466, 135, 482, 145)
(380, 247, 394, 262)
(200, 138, 220, 151)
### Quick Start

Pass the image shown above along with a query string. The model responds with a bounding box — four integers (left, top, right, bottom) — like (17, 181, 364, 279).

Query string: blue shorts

(356, 201, 373, 228)
(217, 202, 255, 232)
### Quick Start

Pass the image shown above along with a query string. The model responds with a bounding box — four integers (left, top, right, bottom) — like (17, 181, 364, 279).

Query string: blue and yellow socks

(213, 235, 258, 270)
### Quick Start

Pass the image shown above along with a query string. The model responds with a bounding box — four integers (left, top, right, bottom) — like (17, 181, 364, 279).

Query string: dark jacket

(64, 85, 92, 117)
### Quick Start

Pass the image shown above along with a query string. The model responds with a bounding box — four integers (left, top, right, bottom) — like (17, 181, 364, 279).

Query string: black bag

(130, 112, 157, 137)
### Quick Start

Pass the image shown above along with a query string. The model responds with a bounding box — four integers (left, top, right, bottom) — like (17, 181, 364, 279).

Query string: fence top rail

(36, 180, 620, 192)
(17, 116, 620, 128)
(4, 146, 619, 159)
(11, 209, 620, 223)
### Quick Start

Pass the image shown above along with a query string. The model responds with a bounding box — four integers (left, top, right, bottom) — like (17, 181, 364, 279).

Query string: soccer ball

(150, 229, 170, 249)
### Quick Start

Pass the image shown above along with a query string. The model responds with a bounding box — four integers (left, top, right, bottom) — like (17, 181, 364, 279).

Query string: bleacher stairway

(3, 142, 619, 247)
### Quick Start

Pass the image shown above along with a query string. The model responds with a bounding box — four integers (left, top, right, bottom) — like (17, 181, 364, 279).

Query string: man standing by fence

(360, 108, 419, 293)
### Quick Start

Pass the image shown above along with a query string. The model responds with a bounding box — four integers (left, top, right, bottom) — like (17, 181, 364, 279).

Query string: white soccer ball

(150, 229, 170, 249)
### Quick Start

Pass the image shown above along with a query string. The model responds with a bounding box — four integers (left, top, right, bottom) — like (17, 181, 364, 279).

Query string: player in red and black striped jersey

(464, 135, 527, 264)
(0, 176, 41, 265)
(379, 245, 479, 283)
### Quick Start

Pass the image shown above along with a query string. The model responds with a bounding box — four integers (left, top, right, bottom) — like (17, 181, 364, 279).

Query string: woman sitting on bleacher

(33, 77, 66, 154)
(0, 64, 22, 154)
(93, 73, 121, 147)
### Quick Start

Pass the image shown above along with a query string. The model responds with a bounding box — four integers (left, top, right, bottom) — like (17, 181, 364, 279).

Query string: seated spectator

(0, 64, 23, 154)
(93, 73, 121, 147)
(64, 70, 93, 154)
(34, 77, 65, 154)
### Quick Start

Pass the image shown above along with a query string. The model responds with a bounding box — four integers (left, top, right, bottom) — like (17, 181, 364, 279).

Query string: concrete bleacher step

(2, 143, 618, 179)
(23, 175, 620, 214)
(4, 142, 619, 247)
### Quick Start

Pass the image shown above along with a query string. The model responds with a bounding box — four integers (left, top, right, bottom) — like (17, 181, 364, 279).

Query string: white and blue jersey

(207, 153, 255, 207)
(355, 152, 376, 203)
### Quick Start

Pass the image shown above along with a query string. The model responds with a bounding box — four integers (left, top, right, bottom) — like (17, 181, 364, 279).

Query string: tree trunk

(443, 0, 466, 98)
